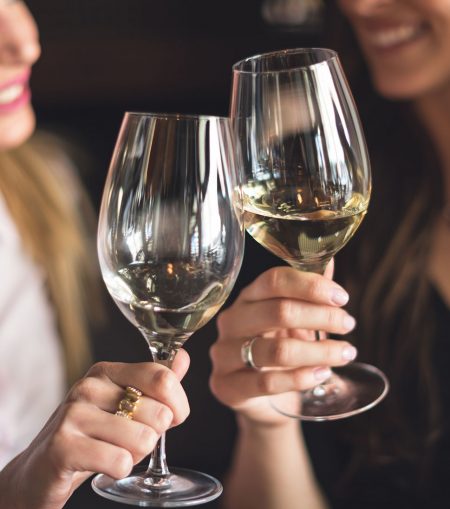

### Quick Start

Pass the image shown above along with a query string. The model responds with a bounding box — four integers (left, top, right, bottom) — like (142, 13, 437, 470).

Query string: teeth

(0, 84, 24, 105)
(369, 25, 421, 49)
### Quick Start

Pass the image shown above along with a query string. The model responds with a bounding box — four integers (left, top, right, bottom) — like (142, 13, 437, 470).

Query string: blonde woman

(0, 2, 190, 508)
(0, 1, 97, 468)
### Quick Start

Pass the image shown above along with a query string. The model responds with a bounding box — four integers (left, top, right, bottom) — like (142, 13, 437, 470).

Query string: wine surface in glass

(243, 186, 367, 272)
(107, 261, 227, 347)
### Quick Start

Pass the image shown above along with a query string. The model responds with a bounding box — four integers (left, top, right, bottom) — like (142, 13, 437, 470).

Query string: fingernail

(343, 315, 356, 330)
(342, 345, 357, 361)
(331, 288, 349, 306)
(314, 367, 332, 381)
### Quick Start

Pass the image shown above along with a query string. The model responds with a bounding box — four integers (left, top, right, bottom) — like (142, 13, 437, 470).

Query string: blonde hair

(0, 131, 100, 386)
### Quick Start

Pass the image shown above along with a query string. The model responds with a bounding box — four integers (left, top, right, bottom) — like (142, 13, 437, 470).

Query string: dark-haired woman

(209, 1, 450, 508)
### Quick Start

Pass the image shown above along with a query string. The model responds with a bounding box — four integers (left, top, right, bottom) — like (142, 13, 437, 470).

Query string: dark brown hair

(324, 1, 444, 486)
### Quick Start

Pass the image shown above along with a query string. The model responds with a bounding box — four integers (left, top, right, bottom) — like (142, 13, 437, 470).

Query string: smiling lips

(361, 23, 426, 51)
(0, 72, 31, 113)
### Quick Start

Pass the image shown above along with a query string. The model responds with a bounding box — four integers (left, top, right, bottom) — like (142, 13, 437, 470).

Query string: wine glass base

(92, 466, 223, 507)
(270, 362, 389, 422)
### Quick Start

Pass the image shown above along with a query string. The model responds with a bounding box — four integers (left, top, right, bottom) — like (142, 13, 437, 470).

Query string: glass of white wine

(92, 112, 244, 505)
(231, 48, 388, 421)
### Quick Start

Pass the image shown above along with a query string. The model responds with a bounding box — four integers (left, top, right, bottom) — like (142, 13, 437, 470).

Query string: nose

(0, 8, 41, 66)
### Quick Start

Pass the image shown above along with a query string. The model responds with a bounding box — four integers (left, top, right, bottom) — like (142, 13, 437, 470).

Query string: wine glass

(230, 48, 389, 421)
(92, 112, 244, 505)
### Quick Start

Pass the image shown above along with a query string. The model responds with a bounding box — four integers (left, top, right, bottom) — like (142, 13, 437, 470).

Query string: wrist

(236, 413, 300, 436)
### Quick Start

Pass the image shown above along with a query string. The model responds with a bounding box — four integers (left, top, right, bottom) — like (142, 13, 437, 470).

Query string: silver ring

(241, 337, 263, 370)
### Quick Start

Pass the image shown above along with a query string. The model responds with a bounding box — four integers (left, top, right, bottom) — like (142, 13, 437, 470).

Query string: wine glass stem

(146, 432, 170, 487)
(144, 342, 180, 489)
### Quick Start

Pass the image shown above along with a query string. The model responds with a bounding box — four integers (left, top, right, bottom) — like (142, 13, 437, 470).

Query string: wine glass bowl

(93, 112, 244, 505)
(231, 48, 388, 420)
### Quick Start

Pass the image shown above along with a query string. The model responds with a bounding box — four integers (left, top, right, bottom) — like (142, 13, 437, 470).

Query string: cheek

(0, 106, 35, 150)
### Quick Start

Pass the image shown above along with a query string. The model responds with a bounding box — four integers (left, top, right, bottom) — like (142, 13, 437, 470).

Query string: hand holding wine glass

(93, 112, 244, 506)
(230, 48, 388, 421)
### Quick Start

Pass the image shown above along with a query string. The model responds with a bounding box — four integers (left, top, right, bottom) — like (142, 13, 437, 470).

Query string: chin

(0, 106, 36, 151)
(370, 66, 448, 101)
(373, 79, 422, 100)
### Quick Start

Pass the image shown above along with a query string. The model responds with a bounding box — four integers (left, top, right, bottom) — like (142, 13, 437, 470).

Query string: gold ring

(115, 385, 143, 420)
(241, 337, 263, 370)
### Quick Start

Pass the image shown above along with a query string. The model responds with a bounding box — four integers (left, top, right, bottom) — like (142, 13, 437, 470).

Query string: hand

(209, 263, 356, 427)
(0, 351, 190, 509)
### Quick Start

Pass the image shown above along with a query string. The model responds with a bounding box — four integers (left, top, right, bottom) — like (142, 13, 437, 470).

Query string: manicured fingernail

(342, 346, 357, 361)
(331, 288, 349, 306)
(343, 315, 356, 330)
(314, 367, 332, 381)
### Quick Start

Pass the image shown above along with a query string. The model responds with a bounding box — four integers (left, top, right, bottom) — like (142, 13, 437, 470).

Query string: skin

(211, 2, 450, 507)
(0, 0, 41, 150)
(338, 0, 450, 100)
(209, 262, 353, 509)
(338, 0, 450, 303)
(0, 3, 192, 509)
(0, 353, 191, 509)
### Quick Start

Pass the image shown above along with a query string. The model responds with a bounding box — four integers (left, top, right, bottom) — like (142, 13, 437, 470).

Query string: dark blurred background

(25, 1, 322, 507)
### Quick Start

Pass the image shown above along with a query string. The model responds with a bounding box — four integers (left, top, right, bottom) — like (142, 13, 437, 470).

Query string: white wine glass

(231, 48, 389, 421)
(92, 112, 245, 505)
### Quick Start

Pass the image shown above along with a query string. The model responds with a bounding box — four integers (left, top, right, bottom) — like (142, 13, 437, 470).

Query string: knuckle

(156, 405, 174, 430)
(208, 375, 221, 400)
(86, 361, 110, 378)
(271, 339, 291, 366)
(112, 450, 133, 479)
(257, 372, 277, 394)
(136, 426, 158, 455)
(152, 368, 176, 398)
(273, 299, 293, 324)
(215, 311, 229, 336)
(67, 376, 99, 403)
(208, 342, 220, 364)
(292, 369, 309, 390)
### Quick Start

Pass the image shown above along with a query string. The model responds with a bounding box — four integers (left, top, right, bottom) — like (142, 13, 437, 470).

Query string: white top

(0, 195, 65, 469)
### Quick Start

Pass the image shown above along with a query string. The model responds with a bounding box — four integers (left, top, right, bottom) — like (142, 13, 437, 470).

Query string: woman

(0, 0, 97, 468)
(0, 2, 190, 508)
(210, 1, 450, 508)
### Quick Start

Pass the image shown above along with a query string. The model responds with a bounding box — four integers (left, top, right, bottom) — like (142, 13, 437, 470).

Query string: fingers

(238, 265, 348, 306)
(56, 403, 162, 466)
(171, 349, 190, 380)
(210, 366, 334, 408)
(217, 297, 356, 340)
(217, 266, 354, 340)
(48, 429, 134, 480)
(210, 336, 357, 375)
(324, 258, 334, 280)
(80, 359, 190, 426)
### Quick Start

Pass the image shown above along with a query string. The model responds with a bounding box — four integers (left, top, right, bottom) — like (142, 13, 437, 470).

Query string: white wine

(105, 261, 226, 346)
(243, 187, 368, 272)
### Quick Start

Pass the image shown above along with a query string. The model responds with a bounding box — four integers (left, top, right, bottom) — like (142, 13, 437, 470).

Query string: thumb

(324, 258, 335, 280)
(172, 349, 190, 380)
